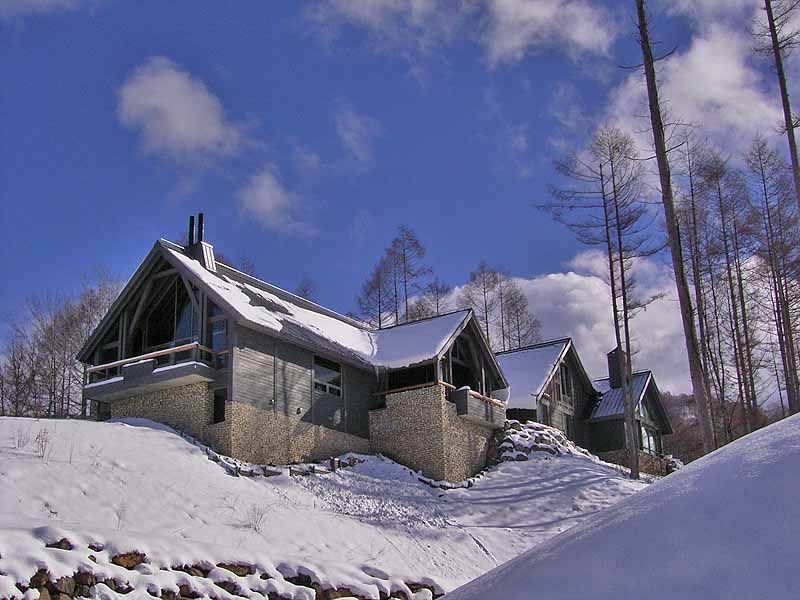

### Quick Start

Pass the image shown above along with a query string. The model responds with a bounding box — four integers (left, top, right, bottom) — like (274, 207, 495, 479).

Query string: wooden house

(78, 215, 507, 481)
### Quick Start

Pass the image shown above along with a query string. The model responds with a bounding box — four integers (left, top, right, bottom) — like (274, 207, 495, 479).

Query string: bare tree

(294, 275, 317, 303)
(635, 0, 716, 455)
(754, 0, 800, 209)
(356, 257, 391, 329)
(388, 226, 431, 321)
(459, 261, 500, 346)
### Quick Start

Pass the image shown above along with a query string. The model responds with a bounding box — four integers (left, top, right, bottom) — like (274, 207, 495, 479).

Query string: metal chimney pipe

(197, 212, 205, 243)
(188, 215, 195, 246)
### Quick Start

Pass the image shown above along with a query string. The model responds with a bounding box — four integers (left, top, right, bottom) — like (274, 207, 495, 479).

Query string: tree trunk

(635, 0, 715, 454)
(764, 0, 800, 209)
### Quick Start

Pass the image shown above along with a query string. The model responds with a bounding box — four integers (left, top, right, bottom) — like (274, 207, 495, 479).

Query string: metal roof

(589, 371, 652, 419)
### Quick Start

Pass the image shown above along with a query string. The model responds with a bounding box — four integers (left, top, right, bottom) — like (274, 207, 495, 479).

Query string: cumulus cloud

(484, 0, 616, 66)
(238, 164, 315, 237)
(605, 24, 782, 157)
(333, 101, 380, 164)
(663, 0, 758, 20)
(309, 0, 615, 68)
(479, 250, 690, 393)
(117, 56, 241, 164)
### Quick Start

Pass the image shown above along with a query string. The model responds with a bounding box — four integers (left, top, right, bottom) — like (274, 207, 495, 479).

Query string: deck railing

(85, 341, 226, 384)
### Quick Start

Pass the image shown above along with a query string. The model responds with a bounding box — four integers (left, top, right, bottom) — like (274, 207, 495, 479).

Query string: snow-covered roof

(495, 339, 570, 410)
(446, 412, 800, 600)
(164, 242, 471, 370)
(589, 371, 652, 420)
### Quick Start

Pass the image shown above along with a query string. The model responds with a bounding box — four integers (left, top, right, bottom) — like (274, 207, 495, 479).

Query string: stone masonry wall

(598, 449, 671, 476)
(109, 383, 221, 444)
(369, 384, 496, 481)
(227, 401, 370, 465)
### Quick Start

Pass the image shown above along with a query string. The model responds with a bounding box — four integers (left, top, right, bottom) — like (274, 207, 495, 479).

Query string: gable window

(640, 424, 658, 454)
(313, 356, 342, 397)
(560, 364, 572, 401)
(206, 300, 229, 368)
(213, 387, 227, 424)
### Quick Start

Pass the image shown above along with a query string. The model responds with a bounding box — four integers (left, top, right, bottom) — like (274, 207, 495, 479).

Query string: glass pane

(210, 320, 227, 351)
(208, 301, 224, 318)
(314, 381, 327, 393)
(175, 283, 194, 341)
(314, 356, 341, 387)
(329, 386, 342, 397)
(147, 282, 176, 348)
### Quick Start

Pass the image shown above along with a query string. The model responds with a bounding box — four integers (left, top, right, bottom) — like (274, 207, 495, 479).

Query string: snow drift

(0, 417, 647, 598)
(445, 413, 800, 600)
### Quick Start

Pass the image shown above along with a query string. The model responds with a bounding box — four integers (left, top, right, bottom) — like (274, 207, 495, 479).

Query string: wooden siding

(588, 419, 625, 452)
(232, 324, 376, 438)
(232, 325, 276, 411)
(344, 365, 376, 438)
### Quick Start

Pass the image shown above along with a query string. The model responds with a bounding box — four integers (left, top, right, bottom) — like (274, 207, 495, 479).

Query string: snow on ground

(0, 417, 646, 598)
(445, 413, 800, 600)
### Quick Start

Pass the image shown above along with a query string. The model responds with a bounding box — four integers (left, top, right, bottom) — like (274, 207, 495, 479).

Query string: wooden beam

(128, 279, 153, 338)
(180, 274, 199, 309)
(153, 268, 178, 279)
(86, 341, 216, 373)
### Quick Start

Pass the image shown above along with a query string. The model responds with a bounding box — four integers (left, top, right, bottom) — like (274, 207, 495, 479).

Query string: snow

(152, 361, 208, 374)
(0, 417, 646, 598)
(496, 341, 569, 410)
(445, 413, 800, 600)
(84, 376, 123, 388)
(166, 246, 469, 370)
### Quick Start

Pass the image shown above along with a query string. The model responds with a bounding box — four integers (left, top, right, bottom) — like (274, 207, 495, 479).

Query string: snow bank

(445, 414, 800, 600)
(0, 417, 646, 598)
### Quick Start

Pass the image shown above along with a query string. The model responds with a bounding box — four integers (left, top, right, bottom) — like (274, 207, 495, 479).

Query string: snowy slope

(445, 413, 800, 600)
(0, 418, 646, 599)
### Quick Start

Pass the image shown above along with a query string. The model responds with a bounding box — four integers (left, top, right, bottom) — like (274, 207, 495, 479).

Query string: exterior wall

(369, 384, 499, 481)
(506, 408, 537, 423)
(227, 401, 370, 464)
(232, 325, 376, 438)
(588, 419, 626, 453)
(108, 382, 232, 453)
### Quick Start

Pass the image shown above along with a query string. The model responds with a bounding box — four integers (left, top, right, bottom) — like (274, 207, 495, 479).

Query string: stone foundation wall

(369, 384, 496, 481)
(109, 382, 218, 443)
(227, 401, 370, 465)
(598, 449, 671, 476)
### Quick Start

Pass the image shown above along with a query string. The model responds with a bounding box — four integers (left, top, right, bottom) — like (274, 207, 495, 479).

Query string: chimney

(185, 212, 216, 273)
(607, 347, 627, 389)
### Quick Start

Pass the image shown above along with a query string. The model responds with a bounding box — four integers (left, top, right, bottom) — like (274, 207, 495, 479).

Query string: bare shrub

(12, 426, 31, 450)
(115, 501, 127, 531)
(243, 505, 267, 533)
(34, 428, 51, 459)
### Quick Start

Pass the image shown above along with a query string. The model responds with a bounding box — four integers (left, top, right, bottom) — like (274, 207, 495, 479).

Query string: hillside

(0, 418, 646, 599)
(445, 413, 800, 600)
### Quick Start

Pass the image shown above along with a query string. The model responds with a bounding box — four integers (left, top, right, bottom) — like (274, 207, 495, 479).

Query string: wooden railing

(86, 342, 225, 384)
(374, 380, 505, 408)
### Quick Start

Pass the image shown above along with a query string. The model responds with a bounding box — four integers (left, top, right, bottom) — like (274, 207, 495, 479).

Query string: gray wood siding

(344, 365, 377, 438)
(276, 339, 313, 421)
(231, 325, 376, 438)
(232, 325, 276, 410)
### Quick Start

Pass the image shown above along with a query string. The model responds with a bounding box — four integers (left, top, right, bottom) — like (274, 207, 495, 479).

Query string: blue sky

(0, 0, 783, 391)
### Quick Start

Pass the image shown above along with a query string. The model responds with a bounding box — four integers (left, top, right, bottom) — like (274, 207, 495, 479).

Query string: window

(560, 364, 572, 400)
(213, 388, 227, 423)
(639, 400, 653, 423)
(313, 356, 342, 396)
(206, 300, 228, 368)
(640, 424, 658, 454)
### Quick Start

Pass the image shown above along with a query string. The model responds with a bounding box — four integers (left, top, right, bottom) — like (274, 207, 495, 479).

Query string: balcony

(83, 342, 227, 402)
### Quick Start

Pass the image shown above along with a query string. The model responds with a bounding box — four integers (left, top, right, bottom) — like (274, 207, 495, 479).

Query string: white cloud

(484, 0, 616, 66)
(238, 164, 315, 237)
(507, 250, 690, 393)
(663, 0, 758, 20)
(117, 56, 241, 164)
(605, 24, 782, 157)
(333, 102, 380, 164)
(309, 0, 615, 68)
(0, 0, 84, 17)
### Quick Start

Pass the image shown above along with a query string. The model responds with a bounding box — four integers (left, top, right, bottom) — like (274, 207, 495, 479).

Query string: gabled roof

(495, 338, 595, 410)
(589, 370, 673, 433)
(79, 239, 493, 376)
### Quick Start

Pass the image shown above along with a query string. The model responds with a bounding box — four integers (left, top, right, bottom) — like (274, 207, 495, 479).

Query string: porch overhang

(83, 358, 216, 402)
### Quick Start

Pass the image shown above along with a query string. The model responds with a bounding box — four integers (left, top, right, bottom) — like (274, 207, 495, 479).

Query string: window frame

(313, 355, 343, 397)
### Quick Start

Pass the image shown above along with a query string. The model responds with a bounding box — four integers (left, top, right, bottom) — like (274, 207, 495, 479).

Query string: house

(588, 349, 673, 472)
(495, 338, 597, 448)
(78, 215, 507, 482)
(496, 342, 673, 474)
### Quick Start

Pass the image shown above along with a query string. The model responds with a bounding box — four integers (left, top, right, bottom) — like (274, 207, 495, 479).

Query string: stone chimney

(607, 347, 627, 389)
(185, 212, 216, 273)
